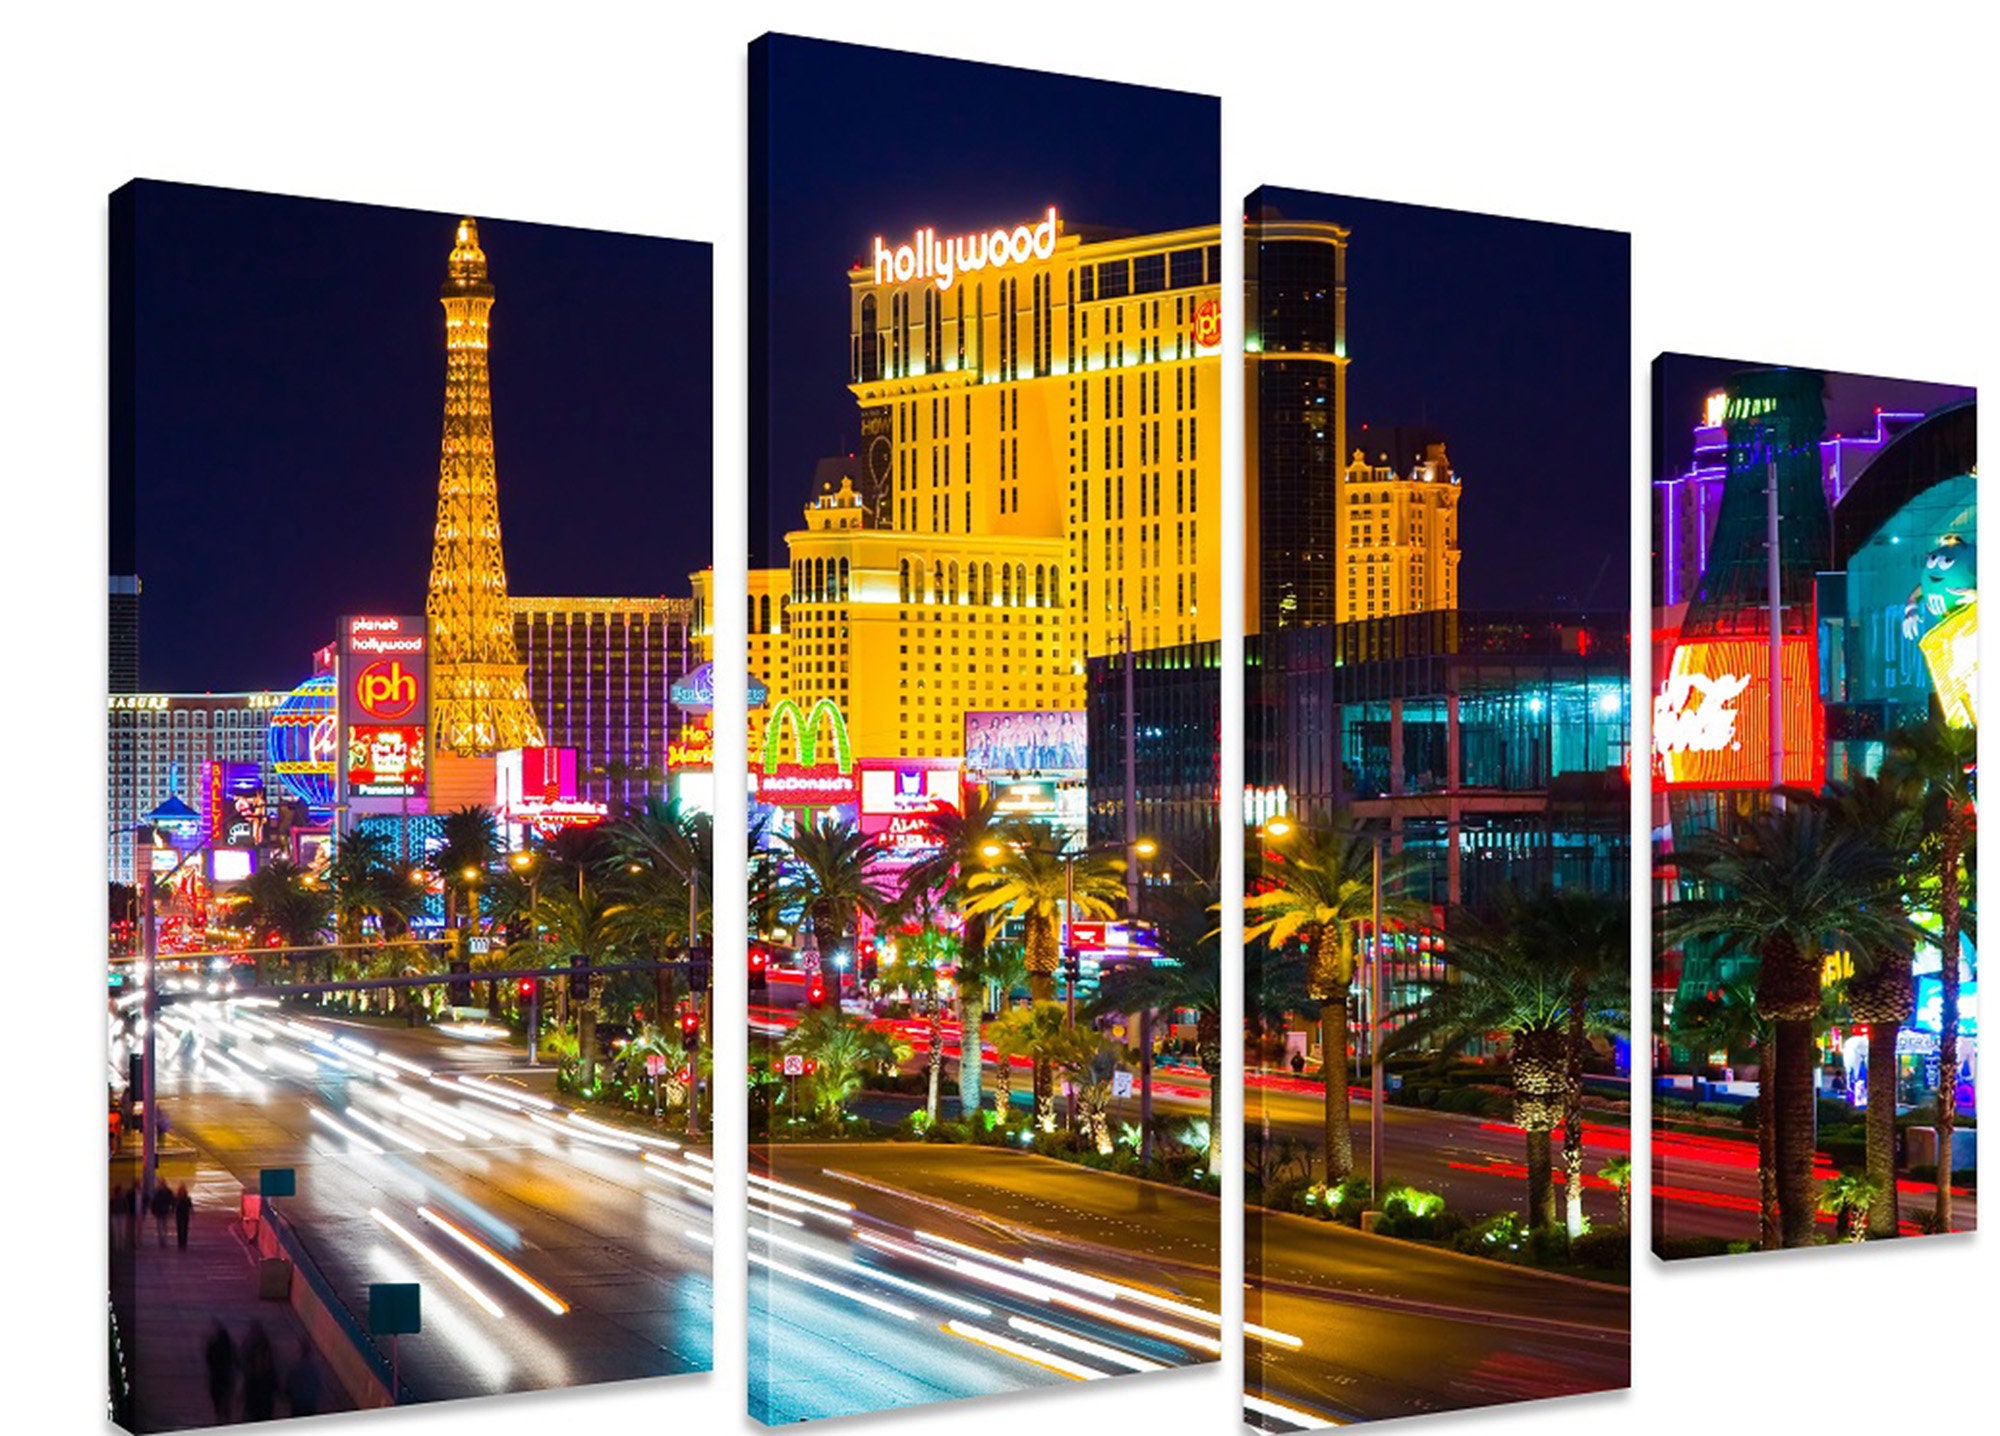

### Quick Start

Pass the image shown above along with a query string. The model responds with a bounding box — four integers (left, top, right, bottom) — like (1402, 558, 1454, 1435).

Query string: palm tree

(326, 828, 412, 952)
(983, 1001, 1070, 1131)
(427, 805, 500, 931)
(1819, 1170, 1885, 1243)
(228, 859, 333, 955)
(1243, 824, 1425, 1183)
(1096, 888, 1222, 1169)
(1883, 716, 1976, 1234)
(1668, 977, 1777, 1246)
(1826, 772, 1926, 1237)
(962, 843, 1124, 1126)
(775, 817, 887, 988)
(532, 880, 634, 1092)
(1597, 1155, 1633, 1230)
(1389, 893, 1618, 1230)
(781, 1007, 900, 1122)
(1508, 890, 1628, 1239)
(897, 791, 1014, 1116)
(1663, 797, 1916, 1247)
(877, 920, 957, 1124)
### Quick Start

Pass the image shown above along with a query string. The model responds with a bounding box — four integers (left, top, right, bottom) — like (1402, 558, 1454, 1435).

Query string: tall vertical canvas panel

(1241, 188, 1632, 1427)
(1650, 354, 1977, 1258)
(744, 34, 1223, 1425)
(107, 181, 713, 1429)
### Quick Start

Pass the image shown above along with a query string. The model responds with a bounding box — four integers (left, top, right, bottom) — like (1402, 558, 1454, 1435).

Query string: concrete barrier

(249, 1203, 398, 1408)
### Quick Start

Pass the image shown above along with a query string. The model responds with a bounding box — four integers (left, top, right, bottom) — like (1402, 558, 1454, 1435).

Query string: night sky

(751, 35, 1219, 565)
(1252, 187, 1631, 611)
(1654, 352, 1974, 476)
(113, 181, 711, 694)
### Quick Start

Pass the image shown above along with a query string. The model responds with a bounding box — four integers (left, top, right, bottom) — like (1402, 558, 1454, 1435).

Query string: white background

(4, 3, 1992, 1434)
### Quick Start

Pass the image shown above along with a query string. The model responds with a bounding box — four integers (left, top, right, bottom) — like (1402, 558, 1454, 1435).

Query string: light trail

(750, 1229, 993, 1317)
(369, 1208, 505, 1320)
(307, 1106, 383, 1155)
(1244, 1393, 1341, 1430)
(750, 1251, 916, 1322)
(1005, 1316, 1166, 1373)
(340, 1106, 427, 1152)
(417, 1206, 569, 1316)
(943, 1320, 1105, 1380)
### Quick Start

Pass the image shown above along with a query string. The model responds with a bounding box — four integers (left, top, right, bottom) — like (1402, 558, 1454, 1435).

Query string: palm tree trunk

(1208, 1063, 1223, 1175)
(1756, 1028, 1780, 1250)
(1935, 816, 1962, 1234)
(1562, 981, 1588, 1239)
(1524, 1125, 1554, 1229)
(993, 1062, 1011, 1121)
(1865, 1019, 1901, 1239)
(925, 997, 944, 1123)
(578, 1006, 597, 1092)
(957, 994, 984, 1116)
(1320, 998, 1354, 1183)
(1774, 1017, 1819, 1248)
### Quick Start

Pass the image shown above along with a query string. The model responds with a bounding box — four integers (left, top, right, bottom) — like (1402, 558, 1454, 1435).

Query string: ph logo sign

(355, 659, 422, 721)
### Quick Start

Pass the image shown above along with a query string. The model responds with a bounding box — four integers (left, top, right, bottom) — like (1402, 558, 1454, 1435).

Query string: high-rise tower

(426, 217, 544, 757)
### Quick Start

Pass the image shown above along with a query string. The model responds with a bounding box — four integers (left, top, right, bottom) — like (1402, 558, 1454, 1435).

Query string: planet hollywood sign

(873, 208, 1059, 293)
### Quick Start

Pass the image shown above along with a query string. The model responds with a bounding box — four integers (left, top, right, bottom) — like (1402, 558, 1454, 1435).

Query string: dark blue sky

(751, 34, 1219, 564)
(1654, 352, 1974, 476)
(1252, 186, 1631, 610)
(113, 181, 711, 693)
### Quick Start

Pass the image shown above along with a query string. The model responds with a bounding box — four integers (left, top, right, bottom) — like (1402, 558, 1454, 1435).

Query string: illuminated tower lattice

(426, 217, 544, 756)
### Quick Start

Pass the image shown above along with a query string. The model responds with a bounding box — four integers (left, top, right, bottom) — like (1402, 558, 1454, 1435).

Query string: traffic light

(569, 954, 591, 1003)
(806, 976, 827, 1008)
(748, 947, 768, 993)
(517, 977, 536, 1002)
(679, 1007, 701, 1054)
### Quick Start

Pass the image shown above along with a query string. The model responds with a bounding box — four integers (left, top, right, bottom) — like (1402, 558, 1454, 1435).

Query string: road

(1652, 1126, 1979, 1247)
(121, 995, 712, 1406)
(741, 1140, 1626, 1429)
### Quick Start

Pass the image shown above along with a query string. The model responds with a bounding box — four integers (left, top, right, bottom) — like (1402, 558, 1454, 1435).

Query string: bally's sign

(874, 208, 1059, 292)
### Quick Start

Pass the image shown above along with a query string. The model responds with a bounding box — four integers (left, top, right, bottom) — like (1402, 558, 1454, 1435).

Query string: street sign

(259, 1167, 296, 1199)
(1068, 922, 1107, 952)
(1111, 1070, 1135, 1099)
(645, 1053, 667, 1077)
(368, 1283, 421, 1335)
(781, 1053, 805, 1077)
(468, 936, 491, 955)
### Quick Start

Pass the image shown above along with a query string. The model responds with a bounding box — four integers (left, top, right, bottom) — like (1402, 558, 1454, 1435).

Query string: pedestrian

(204, 1320, 237, 1423)
(241, 1321, 277, 1420)
(285, 1337, 323, 1417)
(150, 1180, 173, 1245)
(1290, 1051, 1307, 1077)
(174, 1183, 193, 1250)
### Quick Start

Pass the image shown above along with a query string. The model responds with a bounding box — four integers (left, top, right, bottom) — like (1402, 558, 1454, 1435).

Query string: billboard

(1654, 634, 1824, 788)
(338, 614, 428, 807)
(858, 758, 962, 858)
(755, 697, 858, 807)
(963, 708, 1087, 777)
(345, 724, 428, 797)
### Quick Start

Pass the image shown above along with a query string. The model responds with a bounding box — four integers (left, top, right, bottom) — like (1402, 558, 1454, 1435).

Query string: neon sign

(872, 209, 1058, 293)
(1918, 601, 1978, 729)
(1654, 635, 1823, 789)
(756, 699, 857, 807)
(354, 658, 422, 721)
(346, 724, 427, 798)
(1193, 297, 1221, 349)
(668, 719, 714, 769)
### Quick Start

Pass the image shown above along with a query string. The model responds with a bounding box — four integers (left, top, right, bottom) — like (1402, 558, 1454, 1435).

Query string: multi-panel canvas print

(743, 34, 1223, 1425)
(1650, 354, 1977, 1257)
(1241, 188, 1633, 1428)
(107, 181, 714, 1429)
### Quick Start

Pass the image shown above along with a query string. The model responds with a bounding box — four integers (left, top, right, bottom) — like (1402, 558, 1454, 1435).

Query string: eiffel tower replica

(426, 217, 544, 764)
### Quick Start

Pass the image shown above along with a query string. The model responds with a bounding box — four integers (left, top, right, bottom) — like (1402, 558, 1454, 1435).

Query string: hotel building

(511, 595, 698, 812)
(108, 690, 284, 884)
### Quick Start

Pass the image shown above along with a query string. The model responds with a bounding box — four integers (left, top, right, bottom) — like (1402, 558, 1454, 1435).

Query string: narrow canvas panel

(741, 34, 1223, 1425)
(1650, 353, 1977, 1258)
(1241, 187, 1632, 1428)
(107, 181, 713, 1431)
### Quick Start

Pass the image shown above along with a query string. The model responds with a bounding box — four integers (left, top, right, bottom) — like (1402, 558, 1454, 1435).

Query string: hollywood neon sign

(873, 209, 1059, 293)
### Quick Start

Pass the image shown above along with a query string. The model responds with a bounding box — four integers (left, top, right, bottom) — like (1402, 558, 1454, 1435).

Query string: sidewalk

(110, 1146, 353, 1432)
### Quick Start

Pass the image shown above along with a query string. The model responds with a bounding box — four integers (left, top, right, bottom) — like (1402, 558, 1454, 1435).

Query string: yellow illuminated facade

(848, 217, 1223, 661)
(1339, 443, 1462, 621)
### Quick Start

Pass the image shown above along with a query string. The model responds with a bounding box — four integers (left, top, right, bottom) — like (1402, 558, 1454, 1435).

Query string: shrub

(1456, 1212, 1526, 1257)
(1570, 1229, 1629, 1273)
